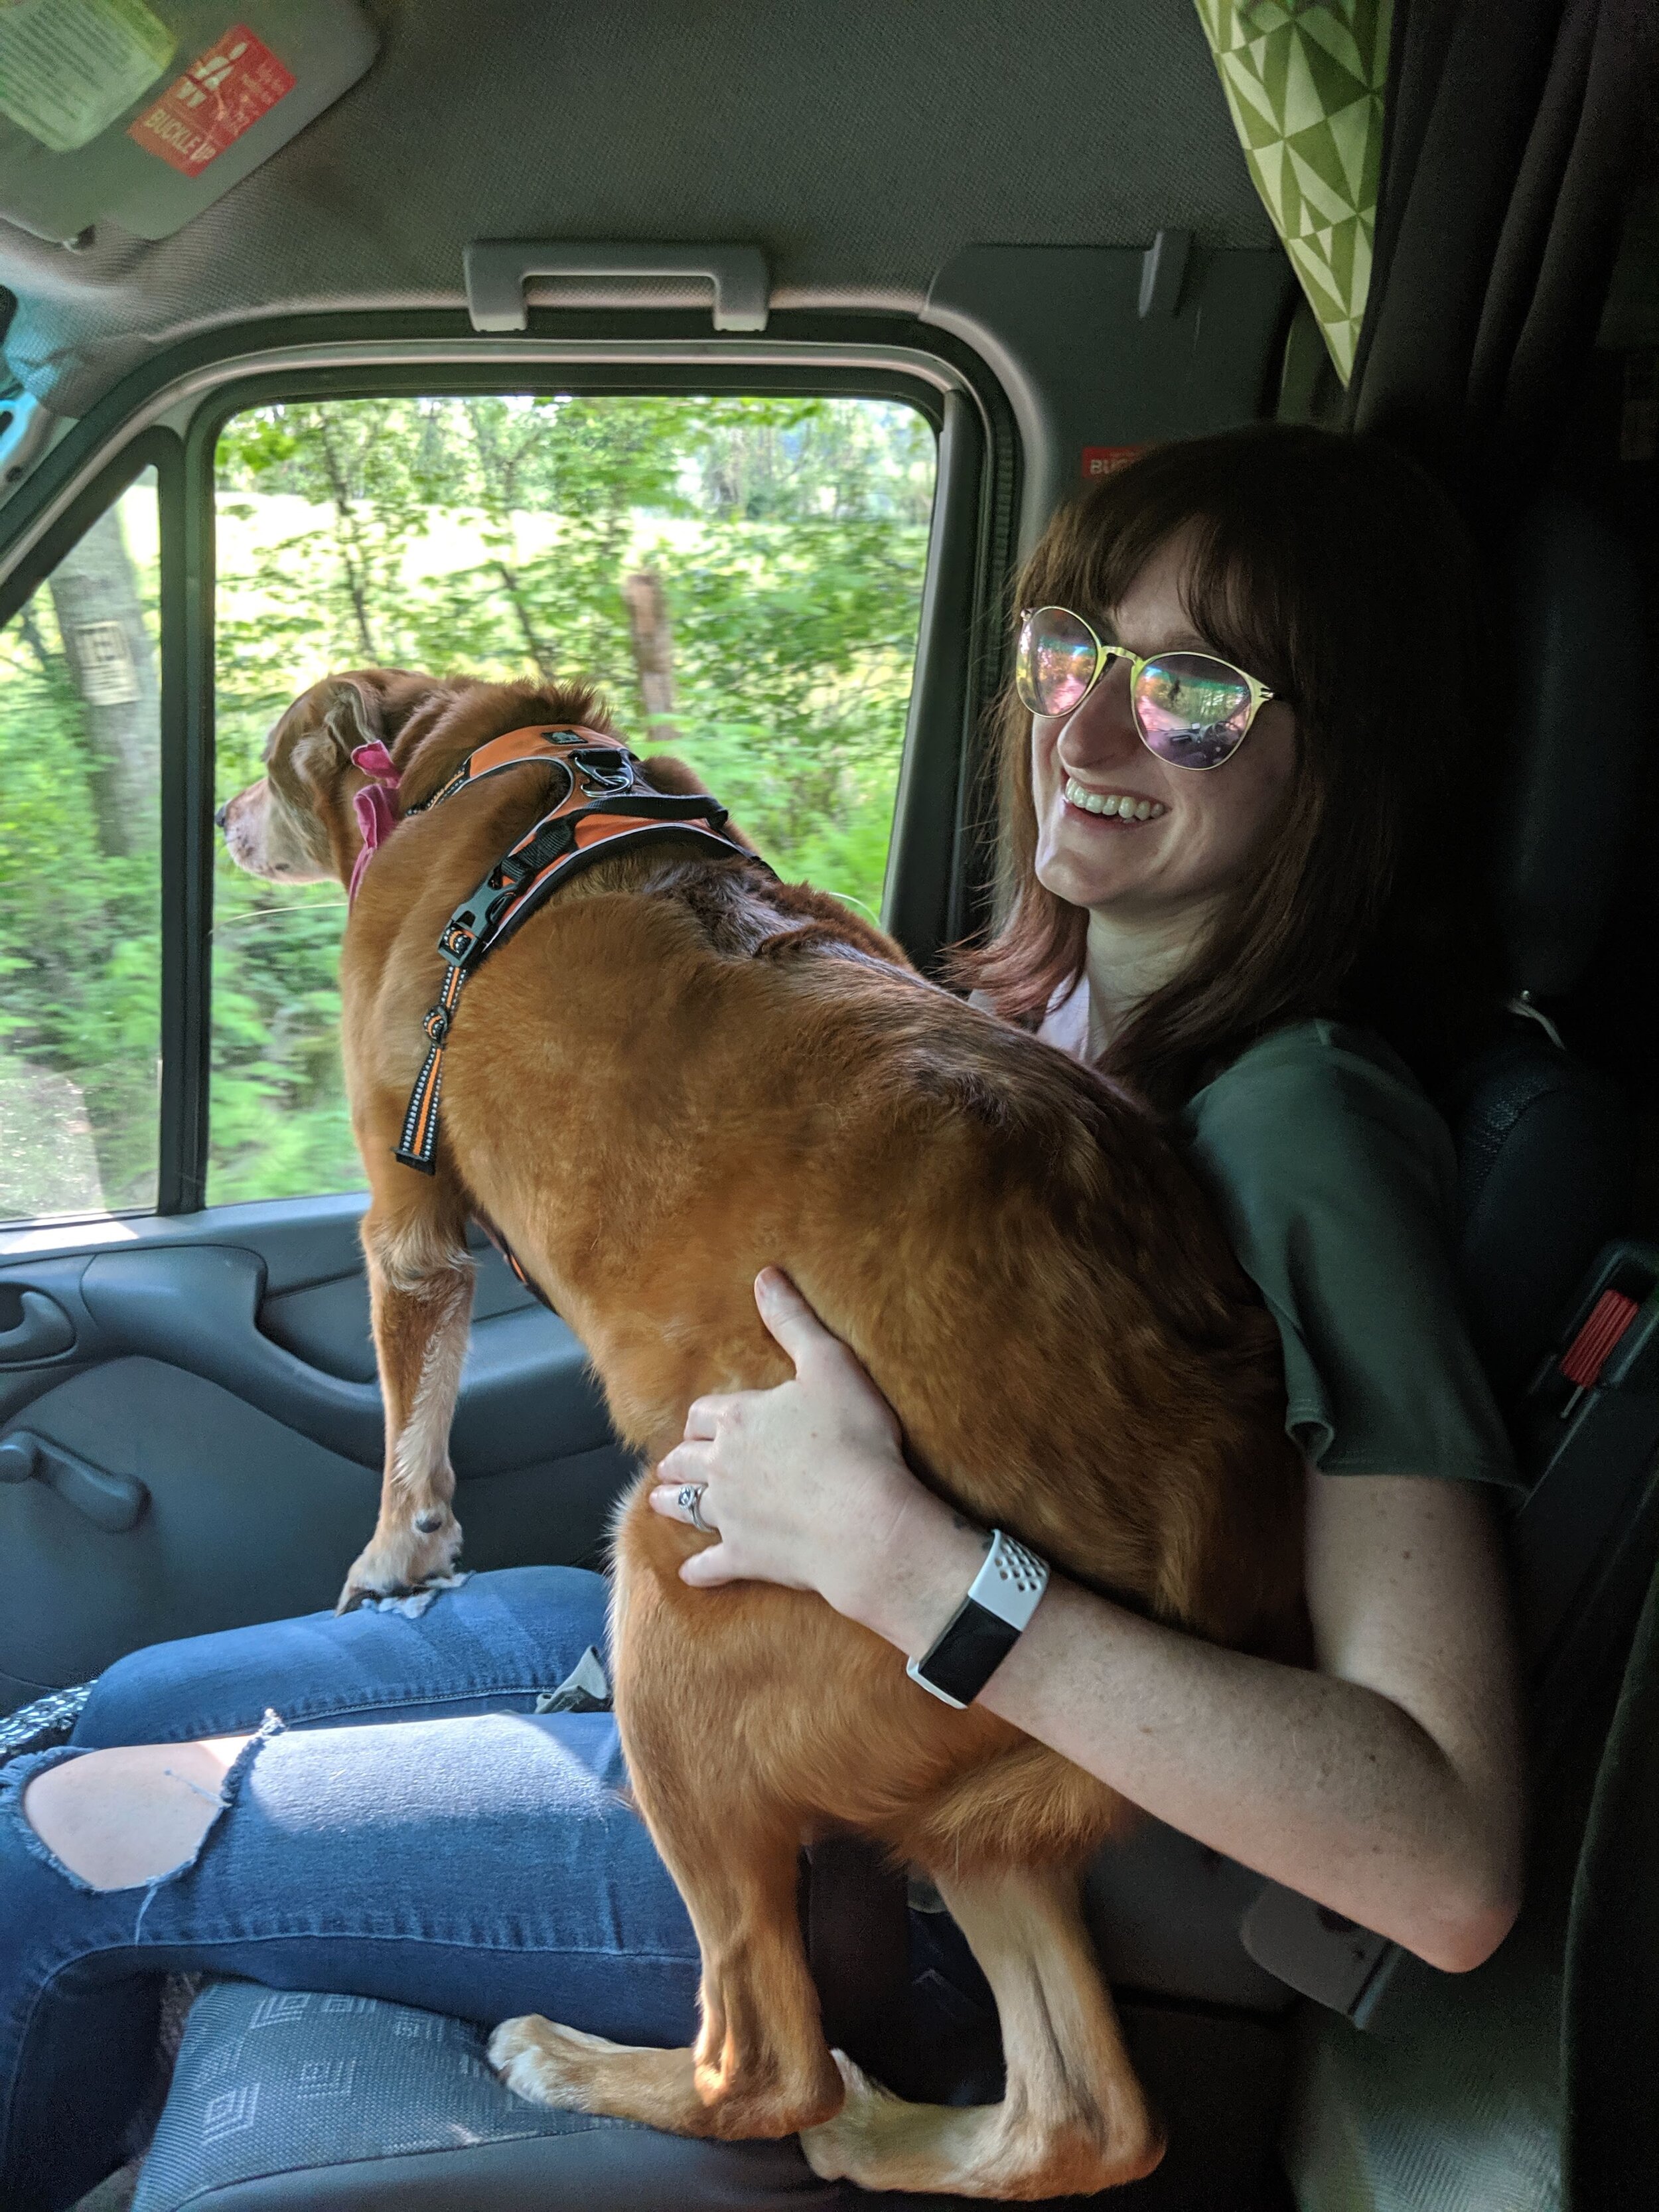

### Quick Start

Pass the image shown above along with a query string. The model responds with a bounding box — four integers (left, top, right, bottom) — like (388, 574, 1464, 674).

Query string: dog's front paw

(336, 1511, 463, 1613)
(489, 2015, 620, 2108)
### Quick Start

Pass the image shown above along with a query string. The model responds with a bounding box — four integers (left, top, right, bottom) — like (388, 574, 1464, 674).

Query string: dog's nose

(213, 802, 228, 831)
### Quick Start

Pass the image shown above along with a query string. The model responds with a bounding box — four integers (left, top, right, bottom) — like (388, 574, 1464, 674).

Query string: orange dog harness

(386, 724, 757, 1177)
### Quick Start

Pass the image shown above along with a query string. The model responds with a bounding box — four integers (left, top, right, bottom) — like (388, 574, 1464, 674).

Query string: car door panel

(0, 1357, 380, 1702)
(73, 1246, 614, 1477)
(0, 1199, 634, 1710)
(259, 1234, 549, 1384)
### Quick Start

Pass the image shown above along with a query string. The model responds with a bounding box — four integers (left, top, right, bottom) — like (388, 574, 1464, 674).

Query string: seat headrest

(1492, 496, 1648, 999)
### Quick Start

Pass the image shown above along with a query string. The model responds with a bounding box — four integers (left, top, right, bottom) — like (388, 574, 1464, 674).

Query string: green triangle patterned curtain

(1194, 0, 1393, 384)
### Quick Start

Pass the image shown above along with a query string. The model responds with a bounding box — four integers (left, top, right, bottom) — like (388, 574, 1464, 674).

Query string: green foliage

(650, 516, 928, 921)
(0, 505, 161, 1220)
(0, 396, 934, 1218)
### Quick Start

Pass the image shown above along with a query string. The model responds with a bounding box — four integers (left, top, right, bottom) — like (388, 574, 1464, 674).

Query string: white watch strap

(966, 1530, 1048, 1631)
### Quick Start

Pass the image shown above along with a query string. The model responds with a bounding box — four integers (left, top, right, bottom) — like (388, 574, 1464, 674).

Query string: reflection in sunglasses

(1017, 607, 1271, 771)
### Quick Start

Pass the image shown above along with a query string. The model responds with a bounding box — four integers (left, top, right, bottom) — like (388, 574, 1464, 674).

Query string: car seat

(1272, 496, 1654, 2211)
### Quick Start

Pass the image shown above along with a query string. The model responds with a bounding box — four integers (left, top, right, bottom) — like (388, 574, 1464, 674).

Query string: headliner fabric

(0, 0, 1275, 416)
(1193, 0, 1391, 382)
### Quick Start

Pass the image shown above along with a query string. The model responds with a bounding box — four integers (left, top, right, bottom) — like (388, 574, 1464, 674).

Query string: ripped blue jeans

(0, 1567, 710, 2212)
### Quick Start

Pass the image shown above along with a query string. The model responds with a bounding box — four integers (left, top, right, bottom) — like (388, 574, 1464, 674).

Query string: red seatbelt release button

(1559, 1289, 1641, 1390)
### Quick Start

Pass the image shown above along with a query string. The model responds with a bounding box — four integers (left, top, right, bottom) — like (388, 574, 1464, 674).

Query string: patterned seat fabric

(131, 1981, 645, 2210)
(133, 1978, 1290, 2210)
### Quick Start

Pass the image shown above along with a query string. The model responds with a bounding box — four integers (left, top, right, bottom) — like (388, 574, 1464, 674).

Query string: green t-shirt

(1181, 1019, 1518, 1489)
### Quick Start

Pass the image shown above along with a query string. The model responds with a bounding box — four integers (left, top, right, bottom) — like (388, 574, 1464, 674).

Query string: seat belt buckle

(1524, 1245, 1659, 1443)
(1238, 1883, 1397, 2023)
(1510, 1240, 1659, 1768)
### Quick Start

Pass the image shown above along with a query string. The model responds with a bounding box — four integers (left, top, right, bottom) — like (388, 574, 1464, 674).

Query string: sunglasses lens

(1016, 606, 1098, 716)
(1134, 653, 1255, 769)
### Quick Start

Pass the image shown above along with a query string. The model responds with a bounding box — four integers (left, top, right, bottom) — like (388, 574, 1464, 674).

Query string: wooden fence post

(621, 568, 678, 742)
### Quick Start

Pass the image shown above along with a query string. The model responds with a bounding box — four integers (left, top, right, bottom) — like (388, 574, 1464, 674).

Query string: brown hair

(952, 424, 1497, 1111)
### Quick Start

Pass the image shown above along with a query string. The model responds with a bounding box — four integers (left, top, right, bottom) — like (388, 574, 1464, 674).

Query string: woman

(655, 426, 1524, 1972)
(0, 425, 1524, 2210)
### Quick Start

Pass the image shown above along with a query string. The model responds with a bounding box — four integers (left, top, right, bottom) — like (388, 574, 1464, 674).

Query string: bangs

(1021, 439, 1321, 705)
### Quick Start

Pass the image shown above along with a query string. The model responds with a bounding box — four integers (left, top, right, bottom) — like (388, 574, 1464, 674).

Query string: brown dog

(220, 668, 1305, 2199)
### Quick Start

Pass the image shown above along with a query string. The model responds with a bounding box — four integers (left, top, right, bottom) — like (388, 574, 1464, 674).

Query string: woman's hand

(650, 1269, 955, 1627)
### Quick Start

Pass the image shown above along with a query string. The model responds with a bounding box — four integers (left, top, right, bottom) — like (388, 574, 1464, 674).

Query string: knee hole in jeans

(19, 1725, 274, 1891)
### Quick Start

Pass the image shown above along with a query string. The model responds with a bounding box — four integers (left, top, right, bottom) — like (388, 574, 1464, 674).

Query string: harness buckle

(439, 917, 480, 964)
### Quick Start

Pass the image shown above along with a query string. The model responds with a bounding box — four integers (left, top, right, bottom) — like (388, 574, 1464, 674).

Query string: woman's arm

(656, 1272, 1526, 1974)
(875, 1467, 1523, 1973)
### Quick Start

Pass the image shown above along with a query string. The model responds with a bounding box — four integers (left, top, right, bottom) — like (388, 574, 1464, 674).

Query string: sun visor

(0, 0, 376, 244)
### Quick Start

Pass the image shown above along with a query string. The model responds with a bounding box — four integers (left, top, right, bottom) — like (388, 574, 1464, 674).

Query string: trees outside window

(0, 471, 160, 1220)
(208, 394, 936, 1205)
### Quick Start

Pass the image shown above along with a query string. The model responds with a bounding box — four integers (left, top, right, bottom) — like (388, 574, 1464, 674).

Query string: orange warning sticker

(1080, 446, 1146, 482)
(127, 24, 293, 175)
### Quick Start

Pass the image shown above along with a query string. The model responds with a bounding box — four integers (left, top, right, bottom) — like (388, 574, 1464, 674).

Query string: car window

(0, 467, 161, 1222)
(209, 393, 936, 1206)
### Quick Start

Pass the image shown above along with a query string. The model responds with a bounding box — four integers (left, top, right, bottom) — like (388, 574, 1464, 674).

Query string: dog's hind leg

(337, 1182, 474, 1612)
(490, 1528, 846, 2140)
(801, 1860, 1163, 2199)
(489, 1812, 846, 2140)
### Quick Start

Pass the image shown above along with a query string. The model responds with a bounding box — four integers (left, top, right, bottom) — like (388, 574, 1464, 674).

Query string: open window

(208, 390, 940, 1204)
(0, 462, 162, 1222)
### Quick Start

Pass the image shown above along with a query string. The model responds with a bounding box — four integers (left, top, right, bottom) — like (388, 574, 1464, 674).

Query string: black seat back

(1452, 493, 1646, 1404)
(1453, 1032, 1634, 1405)
(1244, 491, 1652, 2024)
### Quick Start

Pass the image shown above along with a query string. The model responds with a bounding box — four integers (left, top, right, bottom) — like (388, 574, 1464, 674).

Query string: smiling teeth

(1064, 778, 1167, 821)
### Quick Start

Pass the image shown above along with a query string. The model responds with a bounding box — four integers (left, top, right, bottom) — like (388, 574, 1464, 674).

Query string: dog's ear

(291, 671, 437, 796)
(277, 676, 381, 803)
(329, 670, 466, 774)
(323, 674, 387, 757)
(639, 751, 758, 853)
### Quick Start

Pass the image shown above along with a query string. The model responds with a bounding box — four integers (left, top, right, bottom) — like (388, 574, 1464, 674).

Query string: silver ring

(677, 1483, 713, 1536)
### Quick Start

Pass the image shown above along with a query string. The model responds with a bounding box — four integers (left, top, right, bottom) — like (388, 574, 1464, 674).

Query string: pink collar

(348, 741, 401, 903)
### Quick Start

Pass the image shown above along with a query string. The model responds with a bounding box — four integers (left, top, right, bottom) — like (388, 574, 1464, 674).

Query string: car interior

(0, 1, 1656, 2207)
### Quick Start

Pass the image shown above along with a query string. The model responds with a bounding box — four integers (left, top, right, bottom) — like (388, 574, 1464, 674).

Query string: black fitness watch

(906, 1529, 1050, 1709)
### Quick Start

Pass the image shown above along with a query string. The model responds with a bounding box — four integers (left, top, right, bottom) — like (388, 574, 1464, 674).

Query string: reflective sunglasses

(1015, 603, 1276, 771)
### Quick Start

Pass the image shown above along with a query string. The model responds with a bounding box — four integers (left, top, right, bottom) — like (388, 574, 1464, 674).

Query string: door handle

(0, 1290, 76, 1364)
(0, 1430, 148, 1533)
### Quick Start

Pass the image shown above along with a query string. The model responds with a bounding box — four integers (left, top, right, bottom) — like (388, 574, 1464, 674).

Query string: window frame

(1, 317, 1018, 1221)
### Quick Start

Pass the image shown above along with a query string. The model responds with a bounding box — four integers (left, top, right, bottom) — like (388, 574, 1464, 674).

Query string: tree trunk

(316, 414, 380, 662)
(492, 557, 558, 681)
(621, 568, 678, 741)
(46, 503, 160, 859)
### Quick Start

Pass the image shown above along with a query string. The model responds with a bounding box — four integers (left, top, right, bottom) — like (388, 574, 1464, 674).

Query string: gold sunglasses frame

(1016, 604, 1276, 772)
